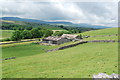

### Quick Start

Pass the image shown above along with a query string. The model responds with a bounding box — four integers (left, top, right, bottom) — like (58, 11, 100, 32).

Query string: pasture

(2, 27, 119, 78)
(80, 28, 118, 36)
(52, 30, 67, 33)
(2, 42, 118, 78)
(79, 28, 118, 41)
(1, 20, 15, 23)
(2, 43, 55, 59)
(2, 40, 81, 59)
(0, 30, 14, 39)
(83, 36, 118, 41)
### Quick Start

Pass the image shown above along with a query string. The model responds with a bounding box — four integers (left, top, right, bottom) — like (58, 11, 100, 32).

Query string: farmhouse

(42, 34, 81, 45)
(42, 36, 71, 45)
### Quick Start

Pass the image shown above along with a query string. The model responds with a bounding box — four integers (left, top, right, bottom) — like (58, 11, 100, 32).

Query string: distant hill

(74, 23, 112, 29)
(47, 21, 73, 25)
(0, 19, 65, 30)
(1, 17, 112, 29)
(1, 17, 73, 25)
(1, 17, 47, 24)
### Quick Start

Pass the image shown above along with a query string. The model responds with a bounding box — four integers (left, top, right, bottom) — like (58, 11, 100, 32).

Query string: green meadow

(83, 36, 118, 41)
(81, 28, 118, 36)
(0, 30, 14, 39)
(2, 42, 118, 78)
(2, 41, 80, 59)
(78, 28, 118, 41)
(2, 27, 119, 78)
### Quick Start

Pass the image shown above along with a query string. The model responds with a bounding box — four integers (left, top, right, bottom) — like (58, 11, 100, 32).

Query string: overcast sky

(0, 0, 118, 27)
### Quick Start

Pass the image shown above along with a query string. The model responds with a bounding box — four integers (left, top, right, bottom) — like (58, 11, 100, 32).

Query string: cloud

(0, 0, 118, 27)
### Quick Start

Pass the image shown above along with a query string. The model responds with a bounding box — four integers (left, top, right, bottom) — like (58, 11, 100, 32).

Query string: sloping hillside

(0, 20, 65, 30)
(1, 17, 112, 29)
(2, 27, 118, 78)
(81, 28, 118, 36)
(79, 28, 118, 41)
(2, 42, 118, 78)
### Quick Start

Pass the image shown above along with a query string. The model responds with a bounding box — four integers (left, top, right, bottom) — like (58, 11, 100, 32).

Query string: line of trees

(11, 28, 53, 41)
(58, 25, 96, 33)
(11, 29, 73, 41)
(53, 31, 71, 36)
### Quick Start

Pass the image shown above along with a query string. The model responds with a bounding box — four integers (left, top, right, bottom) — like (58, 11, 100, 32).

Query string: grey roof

(61, 34, 78, 39)
(43, 34, 79, 41)
(43, 36, 62, 41)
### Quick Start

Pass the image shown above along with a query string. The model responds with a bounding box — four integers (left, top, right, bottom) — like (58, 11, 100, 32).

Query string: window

(53, 41, 57, 44)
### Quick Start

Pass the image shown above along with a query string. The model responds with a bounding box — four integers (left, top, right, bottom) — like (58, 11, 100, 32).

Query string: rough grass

(78, 28, 118, 41)
(2, 41, 81, 59)
(83, 36, 118, 41)
(1, 20, 15, 23)
(2, 42, 118, 78)
(2, 27, 119, 78)
(80, 28, 118, 36)
(2, 43, 55, 59)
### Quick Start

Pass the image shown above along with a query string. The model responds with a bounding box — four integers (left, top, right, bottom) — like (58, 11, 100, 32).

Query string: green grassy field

(2, 42, 118, 78)
(41, 26, 64, 30)
(83, 36, 118, 41)
(80, 28, 118, 36)
(2, 41, 81, 59)
(2, 27, 118, 78)
(78, 28, 118, 41)
(0, 30, 14, 39)
(2, 43, 55, 59)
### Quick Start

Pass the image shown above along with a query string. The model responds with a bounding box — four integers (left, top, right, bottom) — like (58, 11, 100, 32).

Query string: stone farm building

(42, 34, 81, 45)
(61, 34, 81, 40)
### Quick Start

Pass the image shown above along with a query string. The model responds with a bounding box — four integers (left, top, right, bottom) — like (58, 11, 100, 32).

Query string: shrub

(0, 38, 11, 42)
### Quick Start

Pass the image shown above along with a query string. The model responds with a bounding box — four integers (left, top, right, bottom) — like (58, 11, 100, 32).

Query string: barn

(42, 36, 71, 45)
(61, 34, 81, 40)
(42, 34, 81, 45)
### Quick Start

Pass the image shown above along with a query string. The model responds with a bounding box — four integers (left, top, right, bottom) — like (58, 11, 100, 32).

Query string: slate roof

(43, 36, 62, 41)
(61, 34, 78, 39)
(43, 34, 79, 41)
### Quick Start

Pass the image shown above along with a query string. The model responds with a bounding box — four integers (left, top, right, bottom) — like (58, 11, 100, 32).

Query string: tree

(21, 30, 32, 39)
(18, 26, 25, 31)
(11, 30, 22, 41)
(53, 31, 71, 36)
(26, 26, 33, 30)
(30, 28, 43, 38)
(42, 30, 53, 37)
(59, 25, 64, 28)
(79, 34, 82, 39)
(53, 31, 63, 36)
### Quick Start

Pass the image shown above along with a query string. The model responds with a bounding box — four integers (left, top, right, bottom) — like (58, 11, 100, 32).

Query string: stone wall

(47, 41, 88, 52)
(1, 57, 16, 61)
(47, 40, 119, 52)
(93, 73, 119, 79)
(87, 40, 116, 42)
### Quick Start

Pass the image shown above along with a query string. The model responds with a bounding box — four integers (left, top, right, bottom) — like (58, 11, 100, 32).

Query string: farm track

(0, 39, 36, 45)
